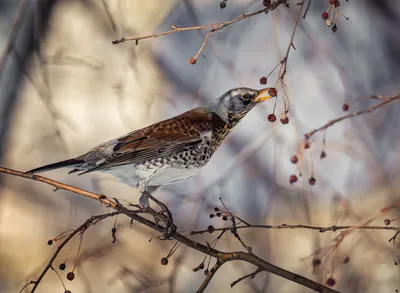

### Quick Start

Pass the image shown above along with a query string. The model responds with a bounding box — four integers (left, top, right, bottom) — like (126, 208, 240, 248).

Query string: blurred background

(0, 0, 399, 292)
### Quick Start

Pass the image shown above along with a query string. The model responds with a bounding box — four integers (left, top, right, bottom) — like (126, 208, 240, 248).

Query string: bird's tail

(25, 158, 84, 174)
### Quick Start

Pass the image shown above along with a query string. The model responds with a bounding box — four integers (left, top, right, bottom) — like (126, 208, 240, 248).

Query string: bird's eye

(242, 93, 250, 100)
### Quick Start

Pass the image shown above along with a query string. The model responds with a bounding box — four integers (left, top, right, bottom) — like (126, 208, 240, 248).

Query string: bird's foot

(141, 191, 176, 239)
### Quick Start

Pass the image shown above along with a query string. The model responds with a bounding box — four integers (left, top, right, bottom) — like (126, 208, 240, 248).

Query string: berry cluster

(321, 0, 349, 33)
(209, 207, 228, 221)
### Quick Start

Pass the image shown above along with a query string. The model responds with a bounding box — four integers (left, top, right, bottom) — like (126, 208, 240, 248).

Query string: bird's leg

(137, 182, 176, 239)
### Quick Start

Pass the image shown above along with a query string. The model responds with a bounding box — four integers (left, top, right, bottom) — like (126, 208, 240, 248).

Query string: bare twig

(189, 223, 400, 235)
(30, 213, 116, 293)
(197, 259, 224, 293)
(304, 94, 400, 140)
(0, 167, 339, 293)
(112, 2, 288, 62)
(231, 267, 264, 287)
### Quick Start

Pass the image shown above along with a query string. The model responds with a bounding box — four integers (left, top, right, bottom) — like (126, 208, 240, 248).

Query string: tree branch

(0, 167, 338, 293)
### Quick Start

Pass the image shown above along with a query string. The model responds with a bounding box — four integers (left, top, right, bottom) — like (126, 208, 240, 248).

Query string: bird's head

(206, 87, 275, 128)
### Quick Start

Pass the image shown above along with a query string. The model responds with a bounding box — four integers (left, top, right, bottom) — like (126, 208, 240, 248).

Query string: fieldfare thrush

(26, 87, 275, 235)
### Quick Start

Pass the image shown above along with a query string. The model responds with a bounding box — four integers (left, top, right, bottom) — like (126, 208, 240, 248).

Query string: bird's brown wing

(78, 107, 226, 173)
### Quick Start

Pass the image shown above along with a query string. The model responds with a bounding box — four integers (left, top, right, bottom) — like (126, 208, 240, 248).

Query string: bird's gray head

(206, 87, 275, 128)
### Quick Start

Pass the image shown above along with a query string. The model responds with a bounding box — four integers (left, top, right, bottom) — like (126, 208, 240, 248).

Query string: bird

(26, 87, 274, 233)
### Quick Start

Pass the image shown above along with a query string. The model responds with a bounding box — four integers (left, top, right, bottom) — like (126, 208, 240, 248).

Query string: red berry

(304, 141, 310, 149)
(161, 257, 169, 265)
(309, 177, 316, 185)
(268, 88, 278, 96)
(66, 272, 75, 281)
(259, 76, 267, 85)
(321, 11, 329, 20)
(290, 155, 298, 164)
(188, 57, 196, 65)
(342, 103, 349, 111)
(268, 114, 276, 123)
(326, 278, 336, 286)
(289, 175, 298, 184)
(329, 0, 337, 4)
(280, 116, 289, 124)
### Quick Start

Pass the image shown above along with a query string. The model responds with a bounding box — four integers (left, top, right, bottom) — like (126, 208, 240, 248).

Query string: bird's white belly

(101, 164, 200, 187)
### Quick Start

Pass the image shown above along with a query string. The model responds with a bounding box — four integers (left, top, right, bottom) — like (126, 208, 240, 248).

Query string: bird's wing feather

(78, 107, 221, 173)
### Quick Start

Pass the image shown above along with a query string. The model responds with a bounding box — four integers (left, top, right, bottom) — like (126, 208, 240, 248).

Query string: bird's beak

(252, 88, 277, 103)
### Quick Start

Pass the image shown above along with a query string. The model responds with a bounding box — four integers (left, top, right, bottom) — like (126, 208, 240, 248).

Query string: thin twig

(231, 267, 264, 287)
(189, 223, 400, 235)
(196, 259, 224, 293)
(29, 213, 116, 293)
(304, 94, 400, 140)
(112, 2, 287, 62)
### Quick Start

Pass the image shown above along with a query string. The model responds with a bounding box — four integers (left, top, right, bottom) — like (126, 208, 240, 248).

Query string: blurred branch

(112, 1, 288, 63)
(304, 94, 400, 140)
(0, 0, 29, 82)
(0, 167, 338, 293)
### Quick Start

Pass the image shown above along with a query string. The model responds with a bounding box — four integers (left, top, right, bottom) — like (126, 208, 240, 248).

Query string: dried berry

(268, 114, 276, 123)
(384, 219, 391, 226)
(304, 141, 310, 149)
(161, 257, 168, 265)
(343, 256, 350, 264)
(47, 240, 53, 246)
(188, 57, 196, 65)
(320, 150, 327, 159)
(309, 177, 316, 185)
(219, 1, 226, 9)
(280, 116, 289, 124)
(326, 277, 336, 286)
(268, 88, 278, 97)
(290, 155, 298, 164)
(259, 76, 267, 85)
(209, 214, 215, 218)
(321, 11, 329, 19)
(65, 290, 71, 293)
(111, 227, 116, 233)
(216, 212, 222, 217)
(204, 269, 209, 275)
(59, 263, 66, 271)
(263, 0, 271, 7)
(313, 258, 321, 266)
(222, 216, 228, 221)
(289, 175, 298, 184)
(199, 263, 205, 270)
(342, 103, 349, 111)
(66, 272, 75, 281)
(332, 24, 338, 33)
(214, 207, 220, 212)
(207, 225, 215, 233)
